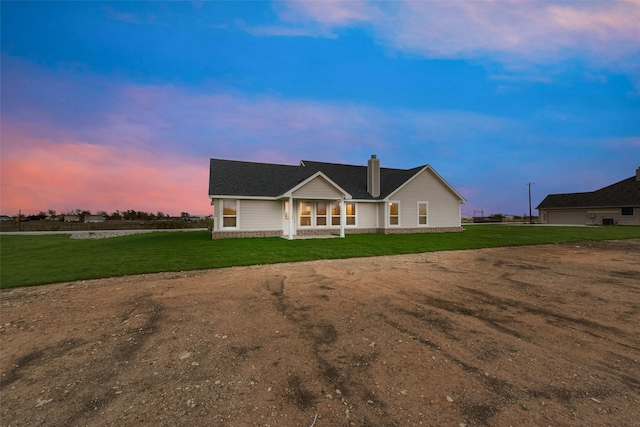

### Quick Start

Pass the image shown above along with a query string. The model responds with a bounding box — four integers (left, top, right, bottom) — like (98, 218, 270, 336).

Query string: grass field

(1, 225, 639, 289)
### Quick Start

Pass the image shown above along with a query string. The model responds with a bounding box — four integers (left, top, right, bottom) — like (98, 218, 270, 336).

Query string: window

(284, 201, 289, 220)
(300, 201, 312, 226)
(331, 202, 341, 225)
(621, 207, 634, 216)
(346, 202, 356, 226)
(317, 202, 327, 226)
(418, 202, 428, 226)
(389, 202, 399, 225)
(222, 199, 237, 228)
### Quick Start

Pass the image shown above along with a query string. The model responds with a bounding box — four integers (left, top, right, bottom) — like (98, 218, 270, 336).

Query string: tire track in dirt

(378, 294, 626, 426)
(1, 294, 163, 426)
(264, 273, 396, 425)
(378, 301, 508, 425)
(62, 296, 163, 426)
(0, 338, 87, 390)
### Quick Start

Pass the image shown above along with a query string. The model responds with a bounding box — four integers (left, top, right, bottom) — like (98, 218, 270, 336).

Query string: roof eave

(209, 194, 281, 200)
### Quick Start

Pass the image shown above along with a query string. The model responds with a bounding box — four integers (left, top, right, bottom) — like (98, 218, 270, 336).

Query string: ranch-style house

(537, 167, 640, 226)
(208, 155, 466, 239)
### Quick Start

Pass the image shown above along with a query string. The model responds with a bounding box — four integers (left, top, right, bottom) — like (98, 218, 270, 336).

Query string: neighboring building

(84, 215, 106, 223)
(208, 155, 466, 239)
(64, 215, 80, 222)
(537, 168, 640, 225)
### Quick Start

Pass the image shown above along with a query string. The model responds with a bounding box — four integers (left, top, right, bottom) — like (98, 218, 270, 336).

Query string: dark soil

(2, 240, 639, 426)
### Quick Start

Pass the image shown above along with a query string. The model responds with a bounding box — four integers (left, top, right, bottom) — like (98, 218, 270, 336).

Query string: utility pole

(473, 209, 484, 223)
(527, 182, 535, 224)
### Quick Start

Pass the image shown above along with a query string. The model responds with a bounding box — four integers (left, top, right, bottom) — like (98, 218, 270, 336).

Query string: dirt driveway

(2, 240, 639, 426)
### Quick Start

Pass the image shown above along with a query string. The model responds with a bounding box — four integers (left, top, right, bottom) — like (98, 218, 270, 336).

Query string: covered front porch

(282, 197, 350, 240)
(281, 171, 353, 240)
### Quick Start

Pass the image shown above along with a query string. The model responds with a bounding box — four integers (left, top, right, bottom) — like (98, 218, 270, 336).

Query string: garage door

(547, 210, 586, 225)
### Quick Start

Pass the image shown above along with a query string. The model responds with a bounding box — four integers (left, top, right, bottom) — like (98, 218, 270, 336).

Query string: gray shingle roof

(208, 158, 425, 200)
(537, 176, 640, 209)
(208, 159, 307, 197)
(301, 160, 423, 199)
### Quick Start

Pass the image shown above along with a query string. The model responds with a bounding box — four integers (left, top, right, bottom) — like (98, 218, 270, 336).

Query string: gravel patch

(69, 231, 152, 239)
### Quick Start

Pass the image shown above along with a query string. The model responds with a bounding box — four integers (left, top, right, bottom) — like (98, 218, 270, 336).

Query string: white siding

(238, 200, 283, 231)
(357, 202, 378, 228)
(614, 208, 640, 226)
(543, 208, 640, 226)
(377, 203, 385, 228)
(292, 176, 343, 199)
(392, 169, 462, 228)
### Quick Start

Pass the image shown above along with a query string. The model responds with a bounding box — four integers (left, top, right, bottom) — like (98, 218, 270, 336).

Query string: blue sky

(2, 1, 639, 216)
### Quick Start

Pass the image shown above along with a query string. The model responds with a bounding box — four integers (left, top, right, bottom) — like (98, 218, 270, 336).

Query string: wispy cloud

(100, 85, 521, 168)
(103, 5, 143, 25)
(275, 0, 379, 27)
(4, 54, 513, 164)
(262, 0, 640, 75)
(1, 57, 523, 214)
(239, 0, 379, 38)
(2, 55, 636, 216)
(2, 2, 637, 219)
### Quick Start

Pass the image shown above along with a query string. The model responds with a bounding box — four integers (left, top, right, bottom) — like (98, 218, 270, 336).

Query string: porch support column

(288, 196, 293, 240)
(213, 199, 219, 232)
(340, 198, 345, 238)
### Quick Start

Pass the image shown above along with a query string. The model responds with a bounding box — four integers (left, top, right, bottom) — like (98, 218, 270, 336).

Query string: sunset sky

(2, 1, 639, 217)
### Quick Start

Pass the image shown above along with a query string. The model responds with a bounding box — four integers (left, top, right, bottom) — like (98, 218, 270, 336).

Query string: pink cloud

(277, 0, 378, 26)
(0, 123, 210, 216)
(273, 0, 640, 70)
(244, 0, 379, 38)
(1, 80, 514, 216)
(5, 55, 583, 219)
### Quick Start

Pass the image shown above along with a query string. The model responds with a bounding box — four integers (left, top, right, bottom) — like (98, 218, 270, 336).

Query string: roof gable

(288, 172, 351, 199)
(537, 176, 640, 209)
(387, 165, 467, 203)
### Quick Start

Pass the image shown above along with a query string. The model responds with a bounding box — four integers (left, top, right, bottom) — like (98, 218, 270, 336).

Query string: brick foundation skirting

(212, 230, 283, 239)
(212, 227, 463, 239)
(295, 229, 341, 237)
(377, 227, 463, 234)
(295, 227, 464, 236)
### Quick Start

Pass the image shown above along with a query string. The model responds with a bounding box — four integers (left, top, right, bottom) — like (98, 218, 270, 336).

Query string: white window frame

(345, 202, 356, 226)
(331, 201, 341, 226)
(222, 199, 239, 229)
(316, 201, 328, 226)
(418, 201, 429, 227)
(389, 201, 400, 226)
(299, 201, 312, 227)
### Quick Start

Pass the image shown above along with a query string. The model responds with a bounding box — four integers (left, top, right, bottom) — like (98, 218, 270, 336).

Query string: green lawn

(1, 225, 639, 289)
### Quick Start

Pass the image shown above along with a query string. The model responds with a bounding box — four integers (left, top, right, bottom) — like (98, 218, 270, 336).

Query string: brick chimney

(636, 167, 640, 181)
(367, 154, 380, 197)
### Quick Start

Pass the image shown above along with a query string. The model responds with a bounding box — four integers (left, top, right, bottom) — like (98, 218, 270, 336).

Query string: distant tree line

(10, 209, 196, 222)
(463, 213, 538, 224)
